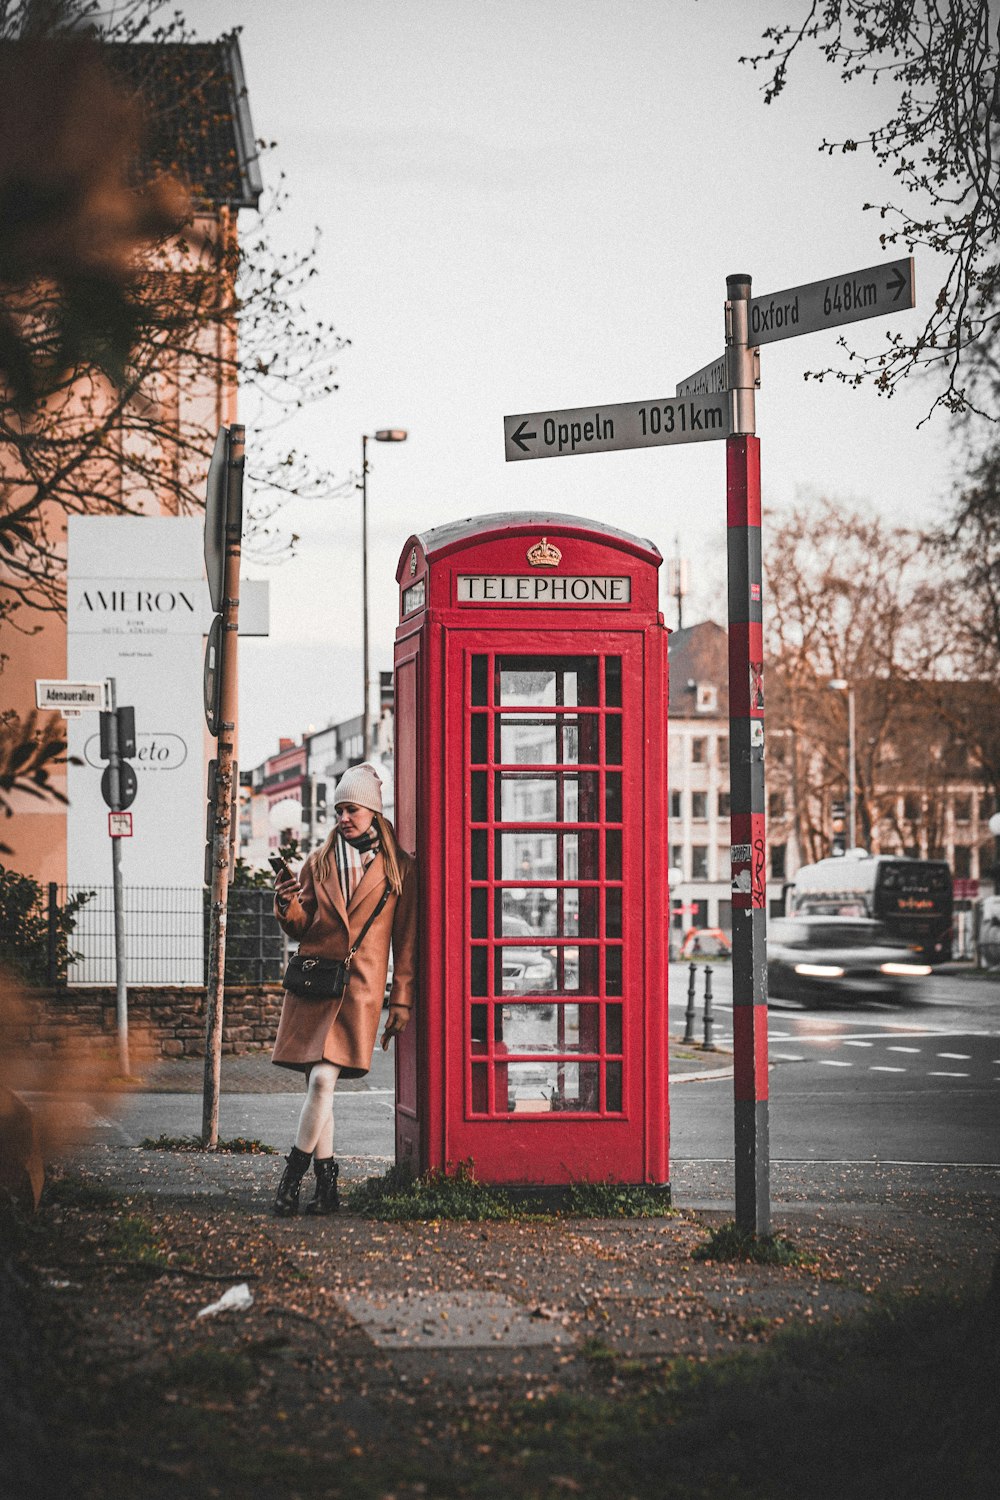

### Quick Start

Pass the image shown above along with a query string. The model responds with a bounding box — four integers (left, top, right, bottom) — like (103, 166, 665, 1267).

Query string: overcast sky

(182, 0, 959, 770)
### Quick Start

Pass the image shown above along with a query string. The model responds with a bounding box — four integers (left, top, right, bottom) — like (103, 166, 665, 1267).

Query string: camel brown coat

(271, 845, 416, 1079)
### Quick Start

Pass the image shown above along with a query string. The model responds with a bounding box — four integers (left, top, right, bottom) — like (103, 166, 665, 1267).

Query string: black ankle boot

(303, 1157, 340, 1215)
(273, 1145, 312, 1217)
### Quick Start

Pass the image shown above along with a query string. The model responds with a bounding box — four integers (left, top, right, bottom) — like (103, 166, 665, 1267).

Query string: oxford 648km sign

(504, 391, 733, 462)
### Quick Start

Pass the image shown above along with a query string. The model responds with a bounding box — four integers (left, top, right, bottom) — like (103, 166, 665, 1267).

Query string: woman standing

(270, 763, 416, 1215)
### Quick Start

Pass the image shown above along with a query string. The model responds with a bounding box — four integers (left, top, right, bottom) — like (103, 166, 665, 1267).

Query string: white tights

(294, 1061, 340, 1159)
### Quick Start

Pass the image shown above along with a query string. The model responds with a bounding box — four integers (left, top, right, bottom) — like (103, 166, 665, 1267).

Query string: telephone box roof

(400, 512, 661, 578)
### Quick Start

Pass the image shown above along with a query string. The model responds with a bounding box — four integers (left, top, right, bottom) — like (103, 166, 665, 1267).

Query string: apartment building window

(670, 844, 684, 873)
(691, 738, 707, 764)
(768, 791, 786, 819)
(691, 791, 707, 820)
(953, 796, 972, 824)
(953, 846, 972, 878)
(691, 846, 709, 879)
(718, 791, 731, 817)
(980, 795, 994, 822)
(904, 794, 921, 822)
(670, 790, 682, 818)
(771, 843, 787, 880)
(718, 736, 729, 765)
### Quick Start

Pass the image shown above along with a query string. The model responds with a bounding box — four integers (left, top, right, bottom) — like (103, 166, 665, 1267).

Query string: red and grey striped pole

(725, 273, 770, 1236)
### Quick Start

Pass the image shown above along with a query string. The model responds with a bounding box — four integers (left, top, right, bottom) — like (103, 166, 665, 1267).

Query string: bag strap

(345, 881, 392, 963)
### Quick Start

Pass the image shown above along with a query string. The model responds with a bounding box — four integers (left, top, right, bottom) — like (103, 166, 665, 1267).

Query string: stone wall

(17, 986, 283, 1061)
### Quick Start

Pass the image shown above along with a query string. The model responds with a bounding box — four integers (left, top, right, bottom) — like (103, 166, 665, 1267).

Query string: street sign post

(503, 252, 917, 1240)
(35, 680, 109, 713)
(504, 391, 733, 462)
(747, 256, 914, 346)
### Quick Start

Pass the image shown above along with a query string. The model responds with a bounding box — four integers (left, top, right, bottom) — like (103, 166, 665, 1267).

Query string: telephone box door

(444, 632, 649, 1183)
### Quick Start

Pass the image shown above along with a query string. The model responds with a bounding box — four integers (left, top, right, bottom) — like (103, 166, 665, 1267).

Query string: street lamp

(828, 678, 856, 851)
(360, 429, 408, 760)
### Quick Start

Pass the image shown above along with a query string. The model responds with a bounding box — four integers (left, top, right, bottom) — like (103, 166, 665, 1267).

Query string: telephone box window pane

(557, 945, 580, 993)
(471, 887, 487, 939)
(471, 1063, 488, 1113)
(472, 829, 488, 880)
(470, 1003, 488, 1047)
(497, 888, 597, 939)
(605, 656, 622, 707)
(496, 947, 556, 995)
(471, 946, 487, 996)
(471, 655, 488, 706)
(497, 773, 599, 823)
(605, 1062, 623, 1113)
(565, 945, 599, 994)
(606, 1003, 623, 1054)
(605, 772, 622, 823)
(504, 1061, 600, 1113)
(471, 714, 488, 765)
(606, 886, 622, 939)
(496, 716, 599, 766)
(496, 831, 558, 879)
(471, 771, 488, 822)
(497, 657, 599, 707)
(499, 1003, 601, 1054)
(605, 715, 622, 765)
(606, 946, 622, 995)
(606, 830, 622, 880)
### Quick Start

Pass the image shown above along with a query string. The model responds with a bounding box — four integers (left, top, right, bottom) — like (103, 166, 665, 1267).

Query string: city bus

(786, 853, 953, 963)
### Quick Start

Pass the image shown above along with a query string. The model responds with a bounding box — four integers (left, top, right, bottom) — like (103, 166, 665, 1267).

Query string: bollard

(702, 965, 717, 1051)
(683, 962, 698, 1044)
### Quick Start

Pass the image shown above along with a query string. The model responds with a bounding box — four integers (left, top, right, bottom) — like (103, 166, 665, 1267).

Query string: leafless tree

(743, 2, 1000, 420)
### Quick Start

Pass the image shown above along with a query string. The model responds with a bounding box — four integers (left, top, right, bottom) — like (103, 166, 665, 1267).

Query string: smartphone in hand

(268, 853, 292, 882)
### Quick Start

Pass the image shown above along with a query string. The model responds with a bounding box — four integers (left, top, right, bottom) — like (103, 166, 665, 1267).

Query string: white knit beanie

(332, 761, 384, 813)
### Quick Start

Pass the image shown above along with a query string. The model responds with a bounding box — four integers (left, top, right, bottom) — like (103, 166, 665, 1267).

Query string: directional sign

(675, 352, 727, 399)
(504, 391, 733, 462)
(35, 679, 108, 712)
(747, 256, 914, 346)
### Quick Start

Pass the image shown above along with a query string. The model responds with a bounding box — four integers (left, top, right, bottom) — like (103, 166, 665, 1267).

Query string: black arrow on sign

(886, 266, 907, 302)
(511, 420, 536, 452)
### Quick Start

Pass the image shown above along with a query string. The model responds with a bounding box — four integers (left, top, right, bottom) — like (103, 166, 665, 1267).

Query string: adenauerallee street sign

(504, 391, 733, 462)
(747, 255, 914, 346)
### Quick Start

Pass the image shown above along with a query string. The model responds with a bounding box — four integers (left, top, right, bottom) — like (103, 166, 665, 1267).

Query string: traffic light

(831, 798, 846, 856)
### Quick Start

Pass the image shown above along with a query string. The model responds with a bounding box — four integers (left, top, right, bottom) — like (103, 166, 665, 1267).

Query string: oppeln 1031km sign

(504, 391, 733, 462)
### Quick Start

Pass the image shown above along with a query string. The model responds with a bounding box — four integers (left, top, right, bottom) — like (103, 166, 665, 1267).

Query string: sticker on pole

(108, 811, 133, 838)
(504, 391, 733, 462)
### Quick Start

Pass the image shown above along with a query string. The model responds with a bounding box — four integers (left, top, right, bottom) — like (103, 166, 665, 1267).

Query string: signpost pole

(725, 273, 770, 1237)
(202, 426, 245, 1149)
(105, 676, 130, 1078)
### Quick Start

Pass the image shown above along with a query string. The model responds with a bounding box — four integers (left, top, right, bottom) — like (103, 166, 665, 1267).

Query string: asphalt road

(668, 961, 1000, 1169)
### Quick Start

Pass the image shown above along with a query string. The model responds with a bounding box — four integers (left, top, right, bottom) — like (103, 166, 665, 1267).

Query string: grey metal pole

(847, 686, 857, 850)
(725, 271, 771, 1238)
(361, 433, 370, 761)
(106, 677, 129, 1077)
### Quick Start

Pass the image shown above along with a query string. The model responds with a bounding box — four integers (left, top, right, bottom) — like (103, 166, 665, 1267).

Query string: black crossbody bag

(282, 882, 392, 1000)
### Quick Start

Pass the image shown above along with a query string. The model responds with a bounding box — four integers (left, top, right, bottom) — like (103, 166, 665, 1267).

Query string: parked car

(767, 916, 932, 1005)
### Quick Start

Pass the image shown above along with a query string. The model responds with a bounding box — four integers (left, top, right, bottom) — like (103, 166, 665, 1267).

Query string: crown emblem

(526, 536, 562, 568)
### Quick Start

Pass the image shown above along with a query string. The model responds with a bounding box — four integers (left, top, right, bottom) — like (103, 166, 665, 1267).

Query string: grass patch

(348, 1160, 517, 1221)
(104, 1212, 170, 1271)
(139, 1134, 277, 1154)
(693, 1219, 805, 1266)
(564, 1180, 671, 1218)
(349, 1163, 673, 1221)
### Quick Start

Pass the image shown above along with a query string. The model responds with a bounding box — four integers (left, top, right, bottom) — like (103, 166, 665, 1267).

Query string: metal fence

(20, 885, 288, 987)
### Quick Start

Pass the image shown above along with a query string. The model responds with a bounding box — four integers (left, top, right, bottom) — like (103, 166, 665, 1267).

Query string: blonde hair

(311, 812, 403, 895)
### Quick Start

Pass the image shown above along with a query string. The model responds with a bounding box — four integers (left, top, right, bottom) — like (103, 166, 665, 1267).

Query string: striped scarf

(333, 828, 380, 903)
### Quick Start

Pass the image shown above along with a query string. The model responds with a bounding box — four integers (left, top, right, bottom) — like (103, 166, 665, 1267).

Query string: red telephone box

(393, 514, 669, 1188)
